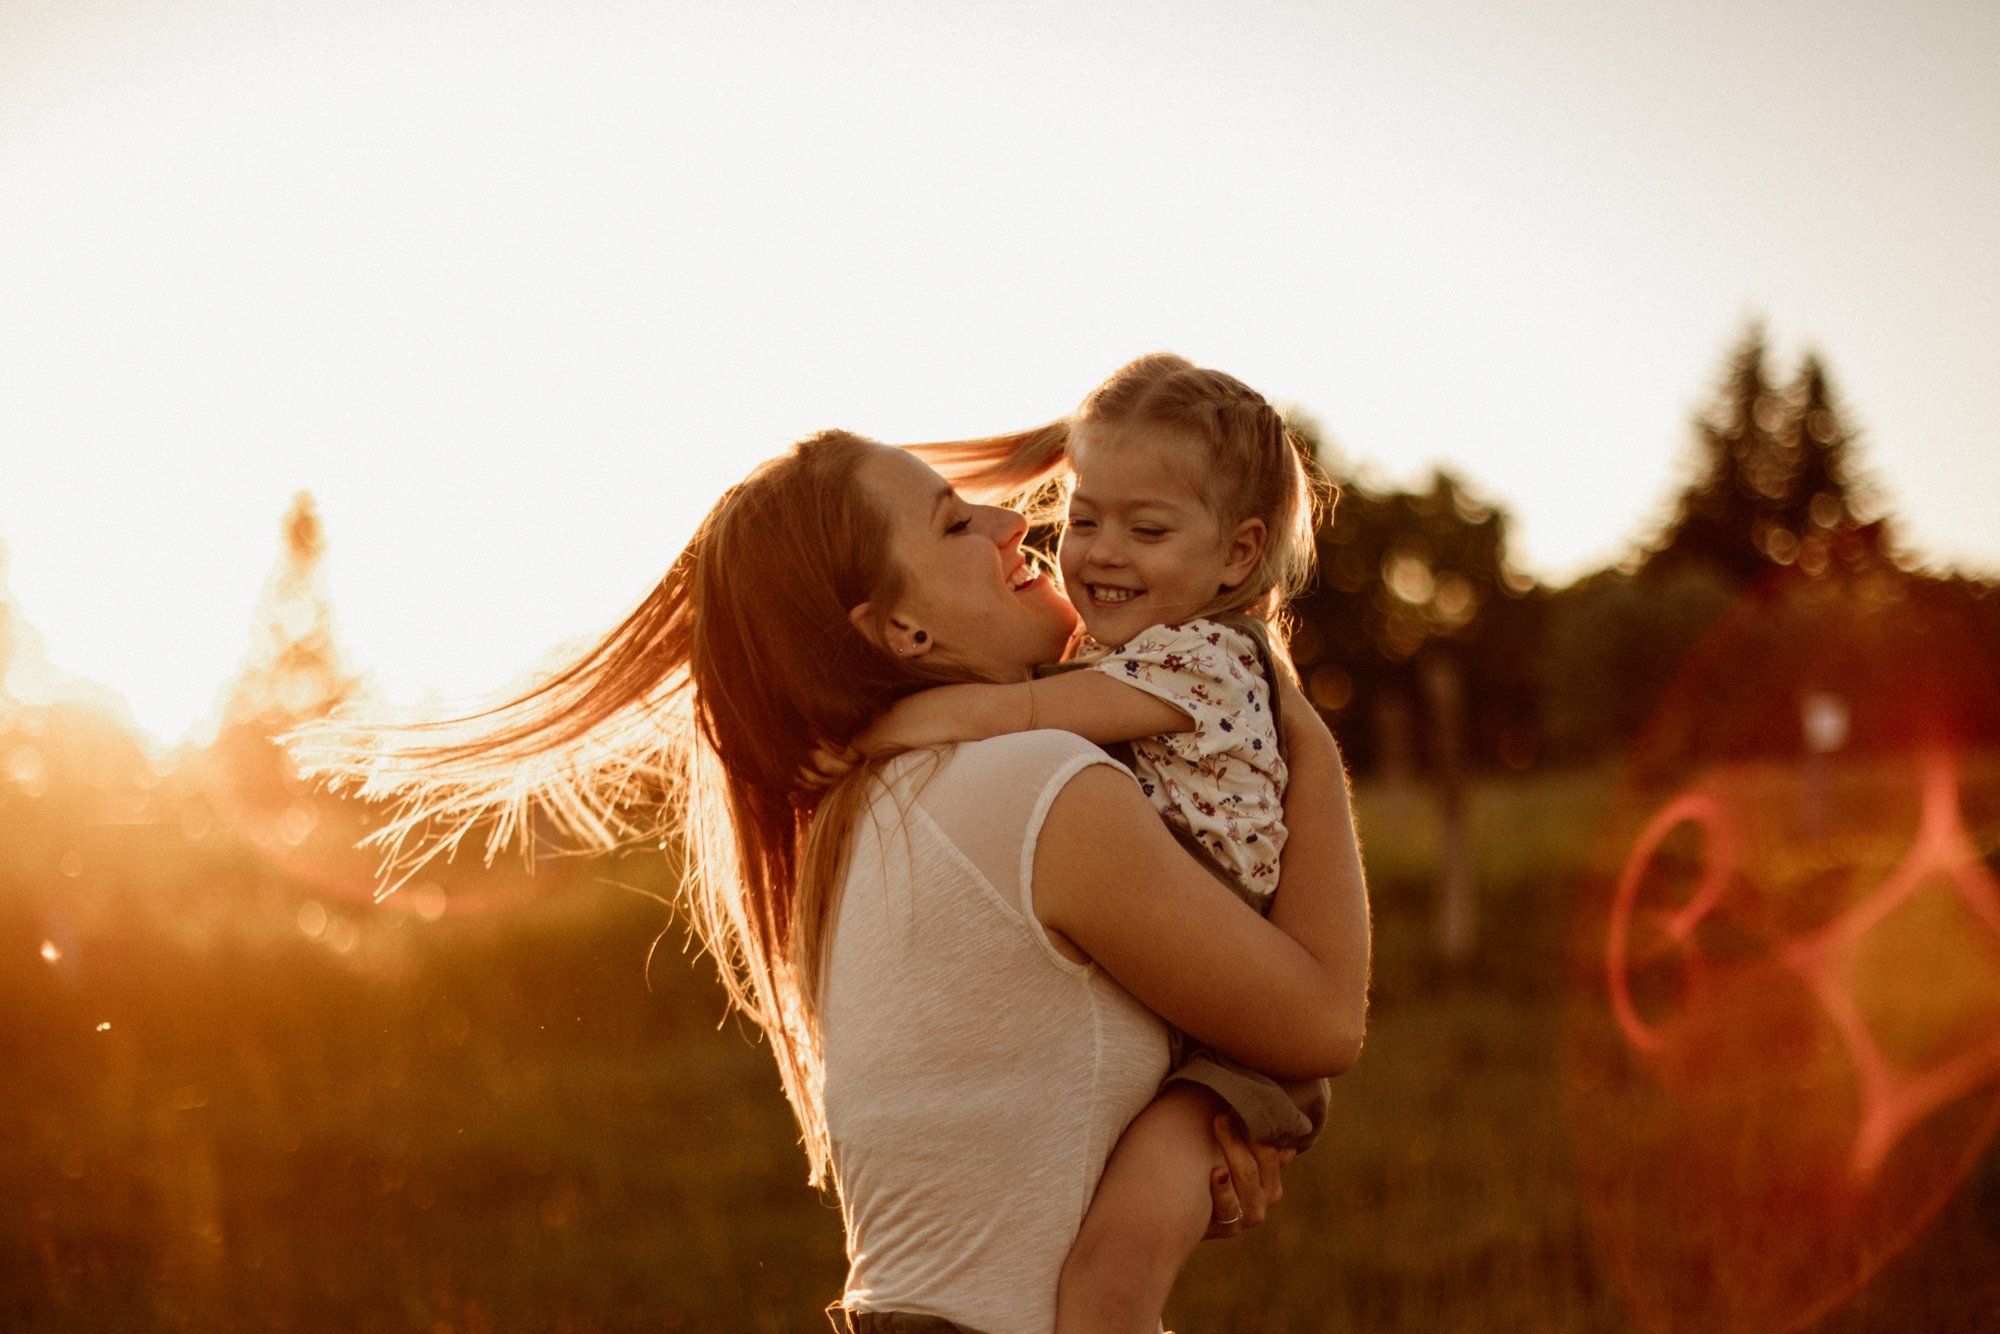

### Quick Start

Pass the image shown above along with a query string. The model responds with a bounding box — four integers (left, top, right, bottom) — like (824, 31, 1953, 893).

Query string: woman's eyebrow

(930, 483, 956, 527)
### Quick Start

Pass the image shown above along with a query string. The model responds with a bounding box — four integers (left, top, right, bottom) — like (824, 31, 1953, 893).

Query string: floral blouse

(1079, 618, 1286, 904)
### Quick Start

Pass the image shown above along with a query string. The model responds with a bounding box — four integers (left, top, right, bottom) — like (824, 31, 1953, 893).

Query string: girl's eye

(1134, 527, 1167, 539)
(1066, 517, 1096, 532)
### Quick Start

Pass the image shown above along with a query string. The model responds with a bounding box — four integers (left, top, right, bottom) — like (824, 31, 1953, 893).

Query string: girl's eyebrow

(1069, 488, 1188, 515)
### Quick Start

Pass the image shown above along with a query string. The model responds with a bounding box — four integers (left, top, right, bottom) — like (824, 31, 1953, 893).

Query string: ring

(1219, 1208, 1244, 1226)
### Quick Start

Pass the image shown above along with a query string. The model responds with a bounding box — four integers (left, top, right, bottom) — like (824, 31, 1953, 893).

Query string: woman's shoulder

(905, 732, 1131, 841)
(900, 733, 1135, 920)
(931, 729, 1127, 789)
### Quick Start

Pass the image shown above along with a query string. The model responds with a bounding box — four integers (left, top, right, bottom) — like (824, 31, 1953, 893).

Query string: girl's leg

(1054, 1083, 1224, 1334)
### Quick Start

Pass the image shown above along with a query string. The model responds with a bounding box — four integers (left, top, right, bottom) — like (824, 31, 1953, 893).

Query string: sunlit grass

(4, 752, 1998, 1330)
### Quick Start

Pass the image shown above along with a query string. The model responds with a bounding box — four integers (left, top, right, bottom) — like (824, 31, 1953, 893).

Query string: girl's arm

(1031, 695, 1369, 1079)
(857, 672, 1192, 752)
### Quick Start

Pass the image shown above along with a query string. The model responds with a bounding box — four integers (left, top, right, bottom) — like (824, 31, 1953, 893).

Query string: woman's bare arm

(1264, 671, 1371, 1056)
(1031, 706, 1370, 1078)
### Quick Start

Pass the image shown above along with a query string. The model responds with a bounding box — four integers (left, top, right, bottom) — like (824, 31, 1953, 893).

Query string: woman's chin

(1017, 581, 1079, 656)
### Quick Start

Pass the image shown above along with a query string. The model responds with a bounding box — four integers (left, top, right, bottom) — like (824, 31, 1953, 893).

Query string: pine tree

(1648, 323, 1792, 584)
(1647, 326, 1891, 585)
(1781, 355, 1890, 575)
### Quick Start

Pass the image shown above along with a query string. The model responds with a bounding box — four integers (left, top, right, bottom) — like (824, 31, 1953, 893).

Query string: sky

(3, 0, 1997, 746)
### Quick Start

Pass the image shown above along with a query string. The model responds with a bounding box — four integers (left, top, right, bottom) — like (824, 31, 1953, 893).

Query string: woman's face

(855, 444, 1078, 679)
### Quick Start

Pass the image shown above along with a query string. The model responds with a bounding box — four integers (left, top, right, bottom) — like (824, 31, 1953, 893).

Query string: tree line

(3, 320, 1997, 808)
(1290, 322, 2000, 779)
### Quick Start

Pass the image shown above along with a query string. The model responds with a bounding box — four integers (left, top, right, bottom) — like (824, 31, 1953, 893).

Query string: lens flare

(1569, 571, 2000, 1332)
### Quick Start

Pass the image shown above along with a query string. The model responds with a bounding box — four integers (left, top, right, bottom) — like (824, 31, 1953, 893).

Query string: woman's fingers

(1207, 1114, 1293, 1238)
(1204, 1164, 1245, 1240)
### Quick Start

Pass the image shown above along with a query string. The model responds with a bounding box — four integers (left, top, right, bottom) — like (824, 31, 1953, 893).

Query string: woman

(299, 429, 1370, 1333)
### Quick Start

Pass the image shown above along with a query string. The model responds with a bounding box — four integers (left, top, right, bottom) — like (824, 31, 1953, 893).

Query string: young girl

(857, 353, 1336, 1334)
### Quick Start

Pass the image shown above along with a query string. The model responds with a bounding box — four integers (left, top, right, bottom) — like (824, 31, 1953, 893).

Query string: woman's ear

(1218, 518, 1269, 591)
(848, 601, 932, 659)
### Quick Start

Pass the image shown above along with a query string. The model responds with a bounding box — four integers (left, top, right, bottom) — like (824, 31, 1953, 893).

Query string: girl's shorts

(1164, 1038, 1330, 1151)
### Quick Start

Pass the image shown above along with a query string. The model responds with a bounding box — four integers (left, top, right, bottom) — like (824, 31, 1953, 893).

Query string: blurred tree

(206, 493, 360, 832)
(1286, 417, 1534, 777)
(1290, 322, 1983, 775)
(1646, 323, 1791, 584)
(1539, 565, 1736, 764)
(1527, 327, 1917, 764)
(1286, 421, 1539, 961)
(1781, 355, 1893, 577)
(1647, 325, 1890, 587)
(223, 493, 357, 732)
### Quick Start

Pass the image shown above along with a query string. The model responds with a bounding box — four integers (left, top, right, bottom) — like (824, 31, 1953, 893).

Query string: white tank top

(821, 730, 1173, 1334)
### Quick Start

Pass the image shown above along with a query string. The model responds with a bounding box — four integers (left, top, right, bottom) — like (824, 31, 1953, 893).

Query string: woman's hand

(1204, 1112, 1293, 1240)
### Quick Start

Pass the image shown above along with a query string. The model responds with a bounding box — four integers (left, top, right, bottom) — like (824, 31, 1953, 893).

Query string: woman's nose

(980, 504, 1028, 549)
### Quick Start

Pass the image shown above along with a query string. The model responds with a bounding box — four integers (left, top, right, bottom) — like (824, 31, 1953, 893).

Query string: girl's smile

(1058, 429, 1262, 650)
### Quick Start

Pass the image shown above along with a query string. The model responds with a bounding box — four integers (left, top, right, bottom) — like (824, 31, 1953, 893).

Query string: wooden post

(1423, 650, 1475, 961)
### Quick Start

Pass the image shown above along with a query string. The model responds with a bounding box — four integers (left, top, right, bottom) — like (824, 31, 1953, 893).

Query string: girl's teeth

(1093, 586, 1139, 603)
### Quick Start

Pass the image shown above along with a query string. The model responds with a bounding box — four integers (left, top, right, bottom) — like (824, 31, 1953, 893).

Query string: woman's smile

(860, 443, 1077, 675)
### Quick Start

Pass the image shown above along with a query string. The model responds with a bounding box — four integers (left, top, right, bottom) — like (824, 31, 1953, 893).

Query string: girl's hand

(854, 684, 990, 755)
(1203, 1112, 1293, 1240)
(796, 743, 860, 791)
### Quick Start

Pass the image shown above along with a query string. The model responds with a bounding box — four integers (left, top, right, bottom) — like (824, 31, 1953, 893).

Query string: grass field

(4, 754, 1999, 1332)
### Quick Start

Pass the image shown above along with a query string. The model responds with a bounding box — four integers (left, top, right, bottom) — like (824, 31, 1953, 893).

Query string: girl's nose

(1083, 533, 1126, 566)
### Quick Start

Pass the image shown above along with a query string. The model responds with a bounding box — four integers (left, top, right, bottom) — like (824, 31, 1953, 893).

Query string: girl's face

(1059, 428, 1264, 650)
(854, 444, 1078, 679)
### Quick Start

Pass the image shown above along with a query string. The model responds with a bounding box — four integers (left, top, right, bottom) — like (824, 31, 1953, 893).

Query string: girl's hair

(914, 353, 1327, 625)
(289, 429, 946, 1187)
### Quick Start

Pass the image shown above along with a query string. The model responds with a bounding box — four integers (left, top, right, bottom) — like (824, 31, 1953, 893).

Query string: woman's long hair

(291, 430, 944, 1186)
(293, 357, 1325, 1187)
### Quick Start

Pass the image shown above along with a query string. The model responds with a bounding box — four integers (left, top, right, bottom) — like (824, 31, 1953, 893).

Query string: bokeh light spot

(295, 900, 328, 940)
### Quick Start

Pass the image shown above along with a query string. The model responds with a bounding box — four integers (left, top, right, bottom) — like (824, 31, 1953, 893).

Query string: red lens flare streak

(1784, 750, 2000, 1181)
(1595, 747, 2000, 1328)
(1608, 748, 2000, 1185)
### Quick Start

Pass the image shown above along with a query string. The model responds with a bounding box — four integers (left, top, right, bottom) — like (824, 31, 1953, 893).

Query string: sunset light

(5, 3, 1998, 1329)
(3, 1, 1997, 741)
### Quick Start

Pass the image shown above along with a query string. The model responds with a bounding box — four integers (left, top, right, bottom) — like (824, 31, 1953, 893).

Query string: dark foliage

(1289, 322, 1999, 774)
